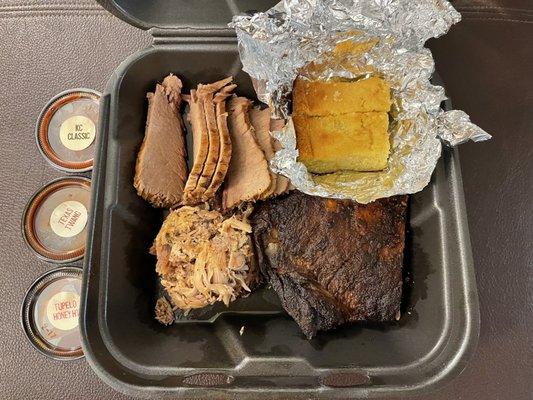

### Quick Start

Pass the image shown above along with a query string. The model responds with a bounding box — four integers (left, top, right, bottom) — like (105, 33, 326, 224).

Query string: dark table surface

(0, 0, 531, 399)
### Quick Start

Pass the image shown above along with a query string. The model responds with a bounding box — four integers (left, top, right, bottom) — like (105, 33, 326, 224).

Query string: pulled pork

(152, 205, 257, 311)
(154, 297, 175, 325)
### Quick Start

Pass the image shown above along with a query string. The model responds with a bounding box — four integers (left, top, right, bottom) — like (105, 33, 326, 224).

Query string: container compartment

(81, 42, 479, 398)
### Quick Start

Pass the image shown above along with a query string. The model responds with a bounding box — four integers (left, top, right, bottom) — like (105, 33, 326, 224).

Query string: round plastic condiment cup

(22, 177, 91, 263)
(21, 266, 84, 360)
(36, 88, 101, 173)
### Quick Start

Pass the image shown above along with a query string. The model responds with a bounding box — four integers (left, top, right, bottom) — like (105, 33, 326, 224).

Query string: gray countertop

(0, 1, 531, 399)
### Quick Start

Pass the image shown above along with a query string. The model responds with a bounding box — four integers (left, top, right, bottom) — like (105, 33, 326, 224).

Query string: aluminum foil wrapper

(231, 0, 491, 203)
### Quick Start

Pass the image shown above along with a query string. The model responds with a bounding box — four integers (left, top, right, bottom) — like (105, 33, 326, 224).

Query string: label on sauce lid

(46, 291, 80, 331)
(59, 115, 95, 151)
(21, 267, 83, 360)
(49, 200, 88, 238)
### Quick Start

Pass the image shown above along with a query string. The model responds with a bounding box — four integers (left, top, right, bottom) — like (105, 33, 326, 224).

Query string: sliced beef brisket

(203, 83, 236, 200)
(249, 107, 278, 198)
(183, 77, 235, 204)
(133, 74, 188, 208)
(222, 97, 272, 209)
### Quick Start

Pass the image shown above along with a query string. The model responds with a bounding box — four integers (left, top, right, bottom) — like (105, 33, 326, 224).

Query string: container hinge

(150, 27, 238, 45)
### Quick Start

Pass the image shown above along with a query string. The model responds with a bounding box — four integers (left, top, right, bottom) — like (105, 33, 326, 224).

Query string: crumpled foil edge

(232, 0, 491, 203)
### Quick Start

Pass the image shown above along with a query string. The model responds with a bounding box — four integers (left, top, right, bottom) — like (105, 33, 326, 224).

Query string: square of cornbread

(293, 76, 391, 172)
(293, 76, 391, 115)
(294, 112, 390, 173)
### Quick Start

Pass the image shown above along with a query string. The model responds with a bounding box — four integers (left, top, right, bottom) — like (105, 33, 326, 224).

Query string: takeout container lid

(21, 266, 84, 360)
(22, 177, 91, 263)
(96, 0, 278, 33)
(36, 88, 101, 173)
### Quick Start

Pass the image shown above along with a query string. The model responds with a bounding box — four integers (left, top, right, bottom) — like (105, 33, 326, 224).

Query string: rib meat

(252, 192, 408, 338)
(222, 97, 272, 209)
(133, 74, 188, 208)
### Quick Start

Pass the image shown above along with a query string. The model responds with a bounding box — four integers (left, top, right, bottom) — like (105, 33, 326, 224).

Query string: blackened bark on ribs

(252, 191, 408, 338)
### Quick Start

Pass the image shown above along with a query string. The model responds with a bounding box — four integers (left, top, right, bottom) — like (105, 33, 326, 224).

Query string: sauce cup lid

(36, 89, 101, 173)
(22, 177, 91, 263)
(21, 266, 84, 360)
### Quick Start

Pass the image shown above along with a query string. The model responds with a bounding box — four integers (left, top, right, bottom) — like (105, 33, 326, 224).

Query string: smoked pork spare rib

(252, 191, 408, 338)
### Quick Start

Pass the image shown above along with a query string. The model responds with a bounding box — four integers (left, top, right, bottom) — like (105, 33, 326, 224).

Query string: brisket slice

(203, 85, 235, 199)
(183, 77, 234, 204)
(248, 107, 277, 198)
(222, 97, 272, 210)
(133, 74, 188, 208)
(195, 78, 234, 200)
(182, 88, 209, 204)
(252, 192, 408, 338)
(194, 90, 219, 198)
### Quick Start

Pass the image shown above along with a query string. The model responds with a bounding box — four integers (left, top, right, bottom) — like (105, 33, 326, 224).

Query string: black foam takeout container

(80, 1, 480, 398)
